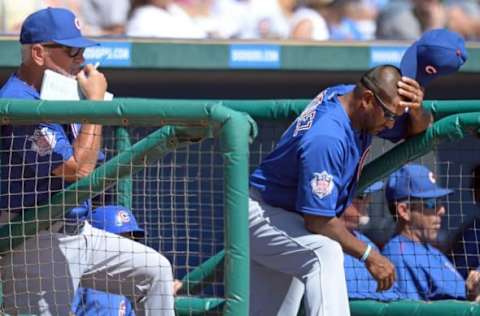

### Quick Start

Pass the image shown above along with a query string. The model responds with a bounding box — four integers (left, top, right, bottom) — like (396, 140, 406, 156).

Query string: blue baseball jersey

(72, 287, 135, 316)
(382, 234, 466, 300)
(344, 231, 400, 301)
(250, 84, 406, 217)
(0, 74, 93, 217)
(450, 219, 480, 279)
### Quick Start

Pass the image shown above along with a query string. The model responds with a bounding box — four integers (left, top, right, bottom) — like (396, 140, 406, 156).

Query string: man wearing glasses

(0, 8, 175, 315)
(248, 27, 469, 313)
(383, 164, 480, 300)
(249, 63, 431, 316)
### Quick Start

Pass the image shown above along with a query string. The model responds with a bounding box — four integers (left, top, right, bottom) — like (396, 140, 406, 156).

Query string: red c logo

(425, 65, 437, 75)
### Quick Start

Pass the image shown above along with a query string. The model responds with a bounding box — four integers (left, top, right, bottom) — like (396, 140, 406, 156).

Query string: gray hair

(21, 44, 32, 63)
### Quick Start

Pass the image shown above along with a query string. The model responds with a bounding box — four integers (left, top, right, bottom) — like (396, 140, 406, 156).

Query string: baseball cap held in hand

(386, 164, 453, 203)
(400, 29, 467, 87)
(20, 7, 98, 48)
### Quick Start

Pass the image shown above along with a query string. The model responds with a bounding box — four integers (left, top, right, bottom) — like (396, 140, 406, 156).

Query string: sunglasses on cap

(360, 76, 400, 122)
(42, 43, 85, 58)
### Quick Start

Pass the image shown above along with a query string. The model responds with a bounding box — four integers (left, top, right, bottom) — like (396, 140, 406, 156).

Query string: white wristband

(360, 244, 372, 262)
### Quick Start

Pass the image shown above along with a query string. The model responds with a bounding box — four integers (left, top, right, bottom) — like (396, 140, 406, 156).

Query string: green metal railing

(0, 99, 253, 316)
(2, 98, 480, 315)
(222, 99, 480, 316)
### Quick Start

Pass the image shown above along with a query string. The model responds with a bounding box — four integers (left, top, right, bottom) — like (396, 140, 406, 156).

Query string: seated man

(341, 181, 401, 301)
(71, 205, 144, 316)
(382, 164, 480, 300)
(72, 205, 183, 315)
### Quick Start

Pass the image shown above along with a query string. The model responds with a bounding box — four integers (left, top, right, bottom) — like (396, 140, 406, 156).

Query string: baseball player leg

(0, 230, 82, 315)
(77, 221, 174, 316)
(250, 260, 303, 315)
(249, 194, 350, 316)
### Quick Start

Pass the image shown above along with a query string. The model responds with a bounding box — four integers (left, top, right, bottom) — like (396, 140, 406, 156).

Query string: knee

(319, 239, 344, 266)
(140, 251, 173, 282)
(307, 237, 344, 270)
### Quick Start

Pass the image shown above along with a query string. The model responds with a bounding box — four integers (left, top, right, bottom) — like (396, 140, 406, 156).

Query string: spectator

(290, 0, 331, 40)
(323, 0, 372, 40)
(174, 0, 251, 39)
(241, 0, 297, 39)
(376, 0, 446, 40)
(0, 0, 44, 34)
(382, 164, 480, 300)
(446, 0, 480, 41)
(342, 181, 401, 301)
(126, 0, 206, 39)
(80, 0, 131, 36)
(341, 0, 381, 39)
(0, 8, 175, 315)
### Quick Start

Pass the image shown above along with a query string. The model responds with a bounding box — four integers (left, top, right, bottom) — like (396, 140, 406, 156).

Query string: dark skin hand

(397, 76, 433, 137)
(304, 215, 396, 291)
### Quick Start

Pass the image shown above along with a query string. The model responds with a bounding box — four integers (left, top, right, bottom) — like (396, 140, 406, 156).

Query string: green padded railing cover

(0, 99, 253, 316)
(219, 99, 480, 316)
(350, 300, 480, 316)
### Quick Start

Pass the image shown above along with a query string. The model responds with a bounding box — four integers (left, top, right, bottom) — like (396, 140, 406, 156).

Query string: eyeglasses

(403, 198, 445, 211)
(360, 76, 400, 122)
(42, 44, 84, 58)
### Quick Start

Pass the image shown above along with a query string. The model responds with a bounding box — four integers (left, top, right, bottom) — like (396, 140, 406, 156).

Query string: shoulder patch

(29, 127, 56, 156)
(311, 171, 334, 199)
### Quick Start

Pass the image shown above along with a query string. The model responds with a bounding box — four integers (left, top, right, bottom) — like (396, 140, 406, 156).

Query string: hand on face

(77, 64, 107, 100)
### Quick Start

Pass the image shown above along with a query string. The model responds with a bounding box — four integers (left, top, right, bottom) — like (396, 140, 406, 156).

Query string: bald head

(357, 65, 402, 104)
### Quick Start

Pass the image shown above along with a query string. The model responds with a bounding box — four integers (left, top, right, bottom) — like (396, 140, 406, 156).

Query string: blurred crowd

(1, 0, 480, 41)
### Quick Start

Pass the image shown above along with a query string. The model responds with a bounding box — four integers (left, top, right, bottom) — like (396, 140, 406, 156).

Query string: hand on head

(397, 76, 424, 113)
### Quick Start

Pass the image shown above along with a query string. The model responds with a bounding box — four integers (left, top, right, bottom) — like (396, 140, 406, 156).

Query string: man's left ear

(31, 44, 47, 66)
(397, 202, 411, 222)
(360, 90, 374, 111)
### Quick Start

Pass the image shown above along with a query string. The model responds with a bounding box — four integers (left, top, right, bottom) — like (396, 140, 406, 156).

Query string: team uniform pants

(0, 220, 174, 316)
(249, 189, 350, 316)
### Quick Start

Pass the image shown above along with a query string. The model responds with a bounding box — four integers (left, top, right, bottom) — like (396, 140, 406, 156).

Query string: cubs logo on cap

(20, 7, 98, 48)
(386, 164, 453, 202)
(115, 210, 131, 226)
(400, 29, 467, 87)
(89, 205, 144, 237)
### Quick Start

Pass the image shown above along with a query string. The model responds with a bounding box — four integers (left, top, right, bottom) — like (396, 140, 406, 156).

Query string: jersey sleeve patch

(29, 127, 56, 157)
(310, 171, 334, 199)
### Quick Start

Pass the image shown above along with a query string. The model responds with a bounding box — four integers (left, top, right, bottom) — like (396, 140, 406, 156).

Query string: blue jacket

(72, 287, 135, 316)
(344, 231, 400, 301)
(383, 234, 466, 300)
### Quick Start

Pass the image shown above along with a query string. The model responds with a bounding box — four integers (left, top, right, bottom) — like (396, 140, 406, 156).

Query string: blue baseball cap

(362, 181, 384, 194)
(386, 164, 453, 203)
(89, 205, 144, 237)
(400, 29, 467, 87)
(20, 7, 98, 48)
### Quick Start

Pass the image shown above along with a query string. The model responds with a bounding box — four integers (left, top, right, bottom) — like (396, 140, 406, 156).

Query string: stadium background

(1, 38, 480, 314)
